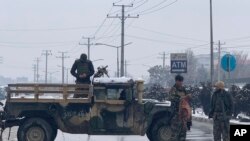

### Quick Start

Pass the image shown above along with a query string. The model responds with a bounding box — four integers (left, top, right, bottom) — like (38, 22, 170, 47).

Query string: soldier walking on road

(168, 75, 191, 141)
(209, 81, 234, 141)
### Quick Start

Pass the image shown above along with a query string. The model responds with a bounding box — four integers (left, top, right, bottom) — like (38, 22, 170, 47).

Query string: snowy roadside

(192, 109, 250, 125)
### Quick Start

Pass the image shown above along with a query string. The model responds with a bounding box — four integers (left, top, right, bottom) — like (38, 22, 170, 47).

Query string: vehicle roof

(93, 77, 134, 84)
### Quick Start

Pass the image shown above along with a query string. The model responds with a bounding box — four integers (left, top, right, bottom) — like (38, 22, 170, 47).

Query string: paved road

(2, 121, 213, 141)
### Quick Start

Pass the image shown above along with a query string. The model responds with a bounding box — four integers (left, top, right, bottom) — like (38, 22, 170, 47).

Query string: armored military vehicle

(0, 77, 173, 141)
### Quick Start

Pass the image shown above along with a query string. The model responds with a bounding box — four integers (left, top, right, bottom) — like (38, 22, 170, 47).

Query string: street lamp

(210, 0, 214, 85)
(95, 42, 132, 77)
(92, 59, 104, 62)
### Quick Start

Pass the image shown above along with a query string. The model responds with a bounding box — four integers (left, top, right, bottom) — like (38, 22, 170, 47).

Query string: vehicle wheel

(17, 118, 53, 141)
(149, 117, 172, 141)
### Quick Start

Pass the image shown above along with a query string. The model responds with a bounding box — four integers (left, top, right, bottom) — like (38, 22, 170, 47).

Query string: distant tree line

(144, 82, 250, 118)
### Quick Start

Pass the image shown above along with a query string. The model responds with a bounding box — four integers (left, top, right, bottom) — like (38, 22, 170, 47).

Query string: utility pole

(210, 0, 214, 85)
(125, 60, 131, 77)
(0, 57, 3, 64)
(216, 40, 226, 81)
(66, 68, 69, 84)
(79, 37, 95, 60)
(56, 52, 69, 84)
(42, 50, 52, 83)
(125, 60, 127, 77)
(107, 3, 139, 77)
(116, 47, 119, 77)
(34, 58, 40, 83)
(33, 64, 36, 83)
(159, 52, 167, 68)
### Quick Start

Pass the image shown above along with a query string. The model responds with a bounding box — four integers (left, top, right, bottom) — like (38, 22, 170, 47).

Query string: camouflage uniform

(209, 89, 233, 141)
(168, 85, 188, 141)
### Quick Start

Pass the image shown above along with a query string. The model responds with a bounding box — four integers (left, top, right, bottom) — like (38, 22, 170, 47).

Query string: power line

(107, 3, 139, 77)
(0, 57, 3, 65)
(134, 0, 170, 14)
(223, 45, 250, 49)
(0, 43, 78, 49)
(56, 52, 70, 84)
(93, 6, 115, 36)
(133, 0, 178, 15)
(34, 58, 41, 83)
(32, 64, 36, 83)
(214, 40, 226, 81)
(223, 36, 250, 42)
(42, 50, 52, 83)
(126, 34, 205, 46)
(0, 40, 79, 45)
(0, 24, 120, 32)
(158, 52, 168, 67)
(97, 18, 117, 40)
(126, 0, 149, 12)
(79, 37, 95, 59)
(130, 25, 208, 42)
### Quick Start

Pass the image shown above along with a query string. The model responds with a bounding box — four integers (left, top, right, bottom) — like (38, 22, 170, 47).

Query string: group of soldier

(169, 75, 233, 141)
(71, 53, 234, 141)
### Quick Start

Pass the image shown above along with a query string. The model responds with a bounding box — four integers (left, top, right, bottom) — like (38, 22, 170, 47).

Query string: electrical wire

(134, 0, 170, 14)
(139, 0, 178, 15)
(125, 34, 206, 47)
(0, 24, 120, 32)
(0, 40, 78, 45)
(130, 25, 208, 42)
(223, 36, 250, 42)
(126, 0, 149, 13)
(93, 5, 115, 37)
(224, 45, 250, 49)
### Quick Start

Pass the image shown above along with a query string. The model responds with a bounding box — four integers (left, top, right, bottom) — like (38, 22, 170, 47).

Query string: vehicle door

(91, 85, 134, 132)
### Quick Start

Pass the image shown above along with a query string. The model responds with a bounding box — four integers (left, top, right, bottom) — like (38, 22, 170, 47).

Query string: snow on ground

(193, 109, 250, 125)
(55, 133, 148, 141)
(93, 77, 133, 83)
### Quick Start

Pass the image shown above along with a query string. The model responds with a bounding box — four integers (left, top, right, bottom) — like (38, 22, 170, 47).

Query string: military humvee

(0, 77, 173, 141)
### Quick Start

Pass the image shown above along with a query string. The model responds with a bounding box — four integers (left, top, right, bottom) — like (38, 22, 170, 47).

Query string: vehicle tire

(149, 117, 172, 141)
(17, 118, 53, 141)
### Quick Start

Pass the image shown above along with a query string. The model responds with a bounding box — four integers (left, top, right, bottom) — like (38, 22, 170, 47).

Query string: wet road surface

(2, 120, 213, 141)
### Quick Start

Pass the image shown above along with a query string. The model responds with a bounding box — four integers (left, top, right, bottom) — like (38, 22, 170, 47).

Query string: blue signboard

(171, 53, 187, 73)
(171, 60, 187, 73)
(221, 54, 237, 72)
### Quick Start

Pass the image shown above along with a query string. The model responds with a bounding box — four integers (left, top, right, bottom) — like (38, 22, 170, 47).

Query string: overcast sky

(0, 0, 250, 82)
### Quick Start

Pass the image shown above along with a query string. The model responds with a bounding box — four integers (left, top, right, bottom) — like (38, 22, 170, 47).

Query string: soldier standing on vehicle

(209, 81, 233, 141)
(168, 75, 191, 141)
(71, 53, 94, 84)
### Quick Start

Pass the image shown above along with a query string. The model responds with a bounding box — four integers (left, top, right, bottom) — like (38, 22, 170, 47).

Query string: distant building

(196, 53, 219, 70)
(0, 76, 13, 85)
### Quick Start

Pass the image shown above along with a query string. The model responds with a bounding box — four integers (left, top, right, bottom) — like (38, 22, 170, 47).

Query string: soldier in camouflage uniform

(168, 75, 191, 141)
(209, 81, 233, 141)
(71, 54, 94, 98)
